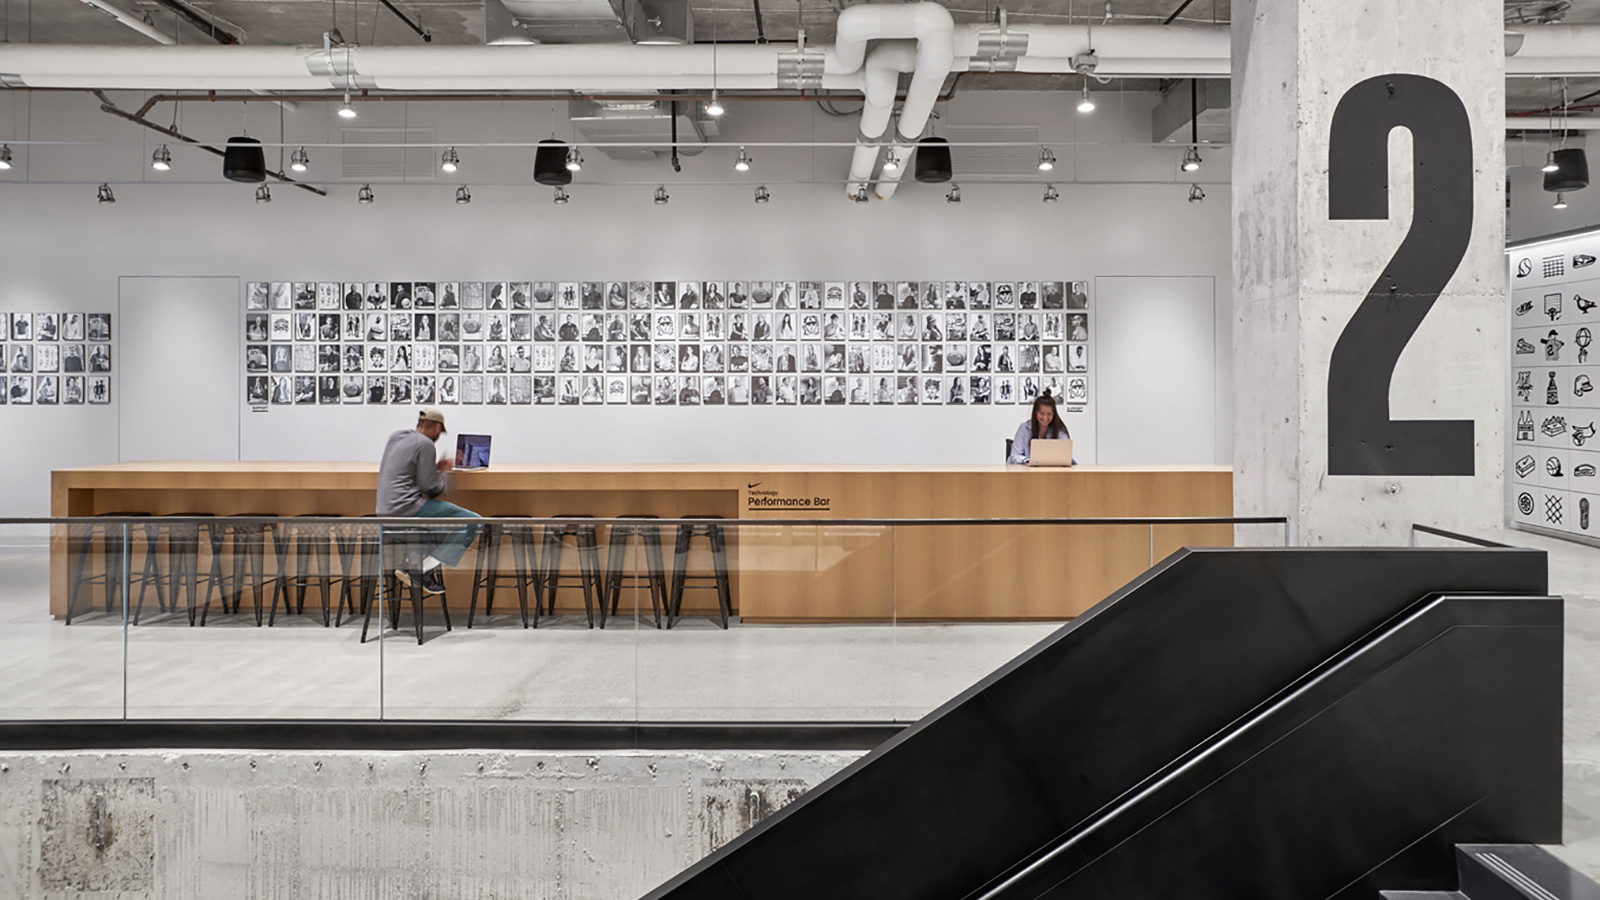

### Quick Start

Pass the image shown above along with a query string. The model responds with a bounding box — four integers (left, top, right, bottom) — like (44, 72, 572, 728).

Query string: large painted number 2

(1327, 74, 1475, 476)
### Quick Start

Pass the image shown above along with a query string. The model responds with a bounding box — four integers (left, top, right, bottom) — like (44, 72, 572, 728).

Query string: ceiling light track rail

(91, 90, 327, 196)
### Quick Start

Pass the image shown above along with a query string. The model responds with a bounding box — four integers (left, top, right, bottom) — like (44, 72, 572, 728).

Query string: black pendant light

(1545, 147, 1590, 193)
(533, 139, 573, 186)
(222, 136, 266, 183)
(915, 136, 952, 183)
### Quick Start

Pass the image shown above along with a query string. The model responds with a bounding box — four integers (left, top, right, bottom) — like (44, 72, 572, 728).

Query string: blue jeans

(414, 498, 482, 567)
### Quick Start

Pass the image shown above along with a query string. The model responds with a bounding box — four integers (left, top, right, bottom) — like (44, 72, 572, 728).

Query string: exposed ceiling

(2, 0, 1599, 124)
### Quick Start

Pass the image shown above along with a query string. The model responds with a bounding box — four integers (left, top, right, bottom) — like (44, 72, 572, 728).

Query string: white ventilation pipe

(1507, 26, 1600, 76)
(846, 41, 918, 199)
(71, 0, 178, 45)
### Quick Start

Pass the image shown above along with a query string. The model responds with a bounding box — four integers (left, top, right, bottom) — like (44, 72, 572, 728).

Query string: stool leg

(293, 530, 311, 615)
(578, 528, 598, 629)
(668, 526, 691, 627)
(66, 526, 95, 625)
(710, 526, 732, 629)
(468, 524, 491, 627)
(603, 528, 628, 628)
(645, 526, 666, 629)
(268, 529, 289, 626)
(410, 554, 426, 645)
(512, 530, 531, 629)
(315, 532, 333, 626)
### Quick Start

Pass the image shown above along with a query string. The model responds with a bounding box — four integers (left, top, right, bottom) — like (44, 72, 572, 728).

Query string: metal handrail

(1409, 523, 1510, 549)
(0, 515, 1289, 528)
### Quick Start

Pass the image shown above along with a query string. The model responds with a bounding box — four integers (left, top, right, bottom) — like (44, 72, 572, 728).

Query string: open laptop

(454, 434, 493, 470)
(1028, 438, 1074, 467)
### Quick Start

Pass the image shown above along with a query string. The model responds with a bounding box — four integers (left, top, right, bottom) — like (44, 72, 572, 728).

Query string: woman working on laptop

(1007, 393, 1072, 465)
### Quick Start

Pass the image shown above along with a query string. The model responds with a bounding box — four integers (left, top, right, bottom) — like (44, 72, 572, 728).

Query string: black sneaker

(420, 568, 447, 594)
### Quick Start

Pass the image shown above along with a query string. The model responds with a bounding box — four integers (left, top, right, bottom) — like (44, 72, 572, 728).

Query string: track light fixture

(1037, 147, 1056, 171)
(255, 184, 272, 204)
(882, 150, 900, 173)
(290, 146, 309, 172)
(1042, 184, 1059, 203)
(338, 92, 357, 119)
(706, 91, 725, 117)
(440, 147, 460, 173)
(852, 185, 870, 204)
(946, 183, 962, 204)
(1182, 145, 1202, 172)
(1077, 82, 1096, 114)
(734, 146, 752, 172)
(97, 183, 116, 204)
(358, 183, 374, 204)
(0, 144, 12, 170)
(455, 185, 472, 205)
(565, 146, 583, 172)
(1544, 151, 1561, 174)
(1555, 192, 1569, 210)
(754, 185, 770, 204)
(151, 144, 172, 172)
(554, 186, 570, 204)
(1188, 184, 1206, 204)
(654, 185, 669, 205)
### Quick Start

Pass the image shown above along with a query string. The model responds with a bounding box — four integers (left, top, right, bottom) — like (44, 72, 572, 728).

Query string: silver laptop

(1028, 438, 1074, 467)
(454, 434, 492, 470)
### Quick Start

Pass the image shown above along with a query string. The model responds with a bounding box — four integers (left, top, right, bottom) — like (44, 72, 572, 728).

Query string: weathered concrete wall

(1232, 0, 1507, 544)
(0, 749, 863, 900)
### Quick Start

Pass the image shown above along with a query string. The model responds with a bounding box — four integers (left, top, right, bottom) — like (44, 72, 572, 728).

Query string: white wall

(0, 90, 1233, 516)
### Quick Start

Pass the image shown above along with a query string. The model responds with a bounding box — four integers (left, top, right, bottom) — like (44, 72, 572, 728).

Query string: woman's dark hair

(1030, 393, 1068, 440)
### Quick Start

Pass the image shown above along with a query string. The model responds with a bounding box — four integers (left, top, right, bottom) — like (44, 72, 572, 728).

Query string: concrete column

(1232, 0, 1507, 545)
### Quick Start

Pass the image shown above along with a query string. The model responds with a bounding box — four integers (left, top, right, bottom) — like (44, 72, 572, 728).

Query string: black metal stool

(603, 515, 667, 629)
(200, 514, 277, 626)
(268, 514, 334, 626)
(333, 515, 381, 627)
(669, 515, 733, 629)
(152, 513, 216, 626)
(539, 515, 601, 628)
(362, 525, 452, 644)
(468, 516, 538, 628)
(66, 512, 149, 624)
(127, 518, 170, 624)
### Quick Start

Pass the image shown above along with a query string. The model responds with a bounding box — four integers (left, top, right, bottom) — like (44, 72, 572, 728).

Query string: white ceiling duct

(72, 0, 178, 45)
(1507, 25, 1600, 76)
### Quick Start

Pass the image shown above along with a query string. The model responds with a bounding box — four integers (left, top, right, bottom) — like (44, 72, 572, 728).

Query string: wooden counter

(51, 463, 1234, 621)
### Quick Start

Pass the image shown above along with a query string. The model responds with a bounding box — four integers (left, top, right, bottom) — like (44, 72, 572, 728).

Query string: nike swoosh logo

(747, 482, 762, 489)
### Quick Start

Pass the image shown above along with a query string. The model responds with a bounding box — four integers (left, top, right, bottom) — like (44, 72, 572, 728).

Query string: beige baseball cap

(418, 408, 447, 431)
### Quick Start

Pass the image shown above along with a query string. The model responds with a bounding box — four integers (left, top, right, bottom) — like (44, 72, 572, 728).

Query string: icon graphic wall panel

(1509, 240, 1600, 539)
(243, 281, 1092, 408)
(0, 312, 113, 406)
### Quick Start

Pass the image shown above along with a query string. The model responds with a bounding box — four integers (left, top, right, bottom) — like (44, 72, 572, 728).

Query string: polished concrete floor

(3, 527, 1600, 878)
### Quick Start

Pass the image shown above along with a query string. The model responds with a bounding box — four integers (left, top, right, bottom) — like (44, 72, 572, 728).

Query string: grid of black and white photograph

(243, 281, 1091, 408)
(1, 312, 113, 407)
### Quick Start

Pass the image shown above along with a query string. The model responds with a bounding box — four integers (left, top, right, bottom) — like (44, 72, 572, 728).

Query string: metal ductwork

(569, 98, 715, 159)
(486, 0, 692, 45)
(1152, 78, 1230, 144)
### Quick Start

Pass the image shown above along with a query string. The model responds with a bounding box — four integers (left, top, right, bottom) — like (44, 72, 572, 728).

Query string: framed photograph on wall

(872, 374, 894, 404)
(62, 313, 85, 341)
(271, 282, 293, 310)
(750, 374, 771, 404)
(7, 374, 29, 404)
(87, 314, 111, 341)
(511, 375, 534, 405)
(248, 282, 270, 310)
(64, 375, 85, 404)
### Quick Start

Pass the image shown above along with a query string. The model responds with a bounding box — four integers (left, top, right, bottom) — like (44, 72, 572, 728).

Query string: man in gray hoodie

(377, 408, 480, 593)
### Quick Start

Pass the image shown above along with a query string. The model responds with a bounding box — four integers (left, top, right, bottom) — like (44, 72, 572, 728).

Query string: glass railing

(0, 515, 1289, 724)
